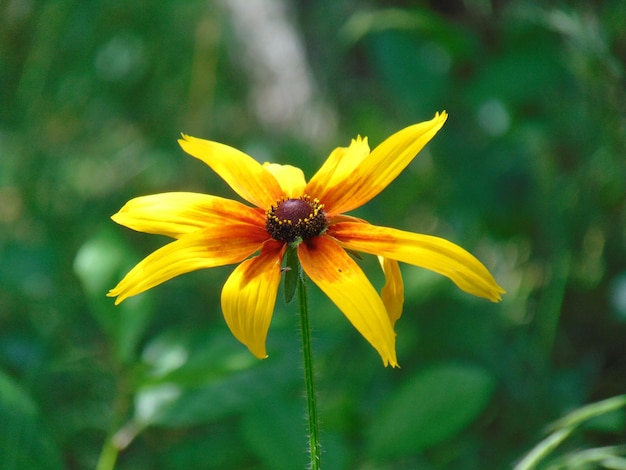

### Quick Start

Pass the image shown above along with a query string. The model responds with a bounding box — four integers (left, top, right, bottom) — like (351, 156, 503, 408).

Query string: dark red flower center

(266, 195, 327, 243)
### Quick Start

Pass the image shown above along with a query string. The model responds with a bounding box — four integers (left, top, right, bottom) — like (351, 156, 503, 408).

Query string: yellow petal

(178, 134, 283, 209)
(314, 112, 447, 215)
(330, 222, 505, 302)
(298, 235, 398, 367)
(379, 256, 404, 327)
(108, 224, 269, 304)
(305, 136, 370, 205)
(263, 163, 307, 198)
(327, 214, 368, 225)
(111, 192, 265, 239)
(221, 240, 285, 359)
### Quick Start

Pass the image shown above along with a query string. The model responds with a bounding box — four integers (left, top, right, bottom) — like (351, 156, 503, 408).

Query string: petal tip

(491, 286, 506, 302)
(106, 290, 123, 305)
(250, 348, 269, 360)
(177, 133, 193, 147)
(386, 358, 400, 368)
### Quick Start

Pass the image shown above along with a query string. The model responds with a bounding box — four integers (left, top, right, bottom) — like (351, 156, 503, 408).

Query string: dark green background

(1, 1, 625, 468)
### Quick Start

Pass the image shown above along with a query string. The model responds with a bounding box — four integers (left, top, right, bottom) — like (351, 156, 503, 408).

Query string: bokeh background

(1, 0, 625, 468)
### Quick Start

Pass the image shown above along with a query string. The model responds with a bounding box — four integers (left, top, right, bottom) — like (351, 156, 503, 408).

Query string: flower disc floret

(266, 195, 327, 243)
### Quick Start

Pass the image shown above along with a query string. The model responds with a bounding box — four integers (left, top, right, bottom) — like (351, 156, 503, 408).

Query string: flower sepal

(283, 243, 300, 304)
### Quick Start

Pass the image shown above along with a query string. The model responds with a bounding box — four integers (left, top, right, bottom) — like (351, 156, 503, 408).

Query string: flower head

(108, 112, 504, 367)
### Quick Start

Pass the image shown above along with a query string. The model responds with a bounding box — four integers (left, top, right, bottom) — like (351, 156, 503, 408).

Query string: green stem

(95, 436, 118, 470)
(297, 271, 321, 470)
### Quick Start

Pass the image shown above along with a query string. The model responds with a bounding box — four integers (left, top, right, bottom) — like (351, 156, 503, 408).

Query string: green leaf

(368, 363, 496, 459)
(514, 395, 626, 470)
(549, 394, 626, 433)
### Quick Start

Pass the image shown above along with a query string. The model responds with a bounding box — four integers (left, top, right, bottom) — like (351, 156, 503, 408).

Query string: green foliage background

(1, 0, 625, 468)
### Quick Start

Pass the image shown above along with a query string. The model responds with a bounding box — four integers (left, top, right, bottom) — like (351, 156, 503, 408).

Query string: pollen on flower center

(266, 195, 327, 243)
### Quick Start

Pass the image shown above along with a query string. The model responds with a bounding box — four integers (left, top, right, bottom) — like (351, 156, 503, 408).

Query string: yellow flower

(108, 112, 504, 367)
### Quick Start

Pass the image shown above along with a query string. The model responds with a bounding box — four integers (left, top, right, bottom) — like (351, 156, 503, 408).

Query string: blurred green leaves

(0, 369, 64, 470)
(368, 363, 495, 459)
(133, 329, 298, 428)
(74, 227, 154, 364)
(515, 395, 626, 470)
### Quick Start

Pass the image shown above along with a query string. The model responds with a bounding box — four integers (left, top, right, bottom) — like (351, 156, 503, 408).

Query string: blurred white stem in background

(220, 0, 336, 145)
